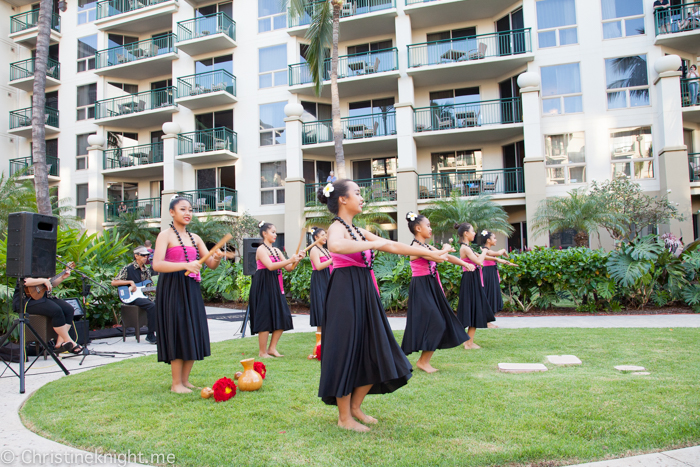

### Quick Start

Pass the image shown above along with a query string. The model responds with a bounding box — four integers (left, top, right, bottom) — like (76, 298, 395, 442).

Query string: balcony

(178, 188, 238, 214)
(417, 169, 525, 202)
(413, 98, 522, 147)
(655, 3, 700, 55)
(288, 48, 399, 97)
(9, 156, 60, 180)
(405, 0, 518, 29)
(95, 87, 177, 128)
(306, 176, 396, 207)
(177, 127, 237, 164)
(288, 0, 396, 42)
(681, 78, 700, 123)
(95, 0, 178, 33)
(176, 13, 236, 56)
(94, 34, 177, 80)
(103, 142, 164, 177)
(407, 29, 533, 87)
(105, 197, 161, 223)
(302, 112, 396, 156)
(9, 58, 60, 92)
(9, 9, 61, 47)
(175, 70, 237, 110)
(9, 107, 59, 138)
(690, 154, 700, 182)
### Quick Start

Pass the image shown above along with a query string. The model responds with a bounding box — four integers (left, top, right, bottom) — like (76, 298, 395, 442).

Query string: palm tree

(30, 0, 56, 215)
(304, 203, 395, 238)
(0, 171, 38, 235)
(110, 211, 160, 248)
(421, 194, 514, 239)
(287, 0, 346, 178)
(606, 55, 649, 106)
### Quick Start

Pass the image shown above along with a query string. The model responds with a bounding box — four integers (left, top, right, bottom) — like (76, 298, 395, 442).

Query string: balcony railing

(414, 98, 522, 132)
(682, 78, 700, 107)
(10, 107, 59, 129)
(10, 9, 61, 34)
(178, 188, 238, 213)
(105, 197, 161, 222)
(10, 58, 60, 82)
(289, 48, 398, 86)
(95, 87, 175, 120)
(104, 142, 163, 170)
(306, 176, 397, 206)
(177, 12, 236, 42)
(405, 0, 440, 4)
(690, 154, 700, 181)
(407, 29, 531, 68)
(302, 112, 396, 145)
(177, 70, 236, 98)
(655, 2, 700, 35)
(418, 168, 525, 199)
(288, 0, 394, 27)
(95, 34, 176, 69)
(178, 127, 237, 155)
(97, 0, 171, 20)
(9, 156, 59, 177)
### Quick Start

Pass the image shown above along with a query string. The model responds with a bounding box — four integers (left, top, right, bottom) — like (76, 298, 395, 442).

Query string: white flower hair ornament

(481, 230, 489, 237)
(171, 194, 180, 202)
(406, 212, 418, 221)
(323, 183, 334, 198)
(258, 220, 265, 228)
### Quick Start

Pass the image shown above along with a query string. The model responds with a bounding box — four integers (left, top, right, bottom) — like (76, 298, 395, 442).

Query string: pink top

(312, 255, 334, 273)
(410, 257, 445, 295)
(257, 256, 285, 294)
(461, 256, 484, 287)
(331, 251, 379, 296)
(165, 246, 201, 282)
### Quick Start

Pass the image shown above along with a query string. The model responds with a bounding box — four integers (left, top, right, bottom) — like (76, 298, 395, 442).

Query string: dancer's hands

(464, 263, 476, 271)
(184, 261, 202, 276)
(427, 249, 449, 263)
(440, 243, 456, 253)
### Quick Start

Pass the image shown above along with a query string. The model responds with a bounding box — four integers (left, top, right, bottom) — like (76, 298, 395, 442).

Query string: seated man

(111, 246, 157, 344)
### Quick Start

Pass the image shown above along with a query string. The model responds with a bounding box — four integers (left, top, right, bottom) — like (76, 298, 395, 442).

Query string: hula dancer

(309, 227, 333, 333)
(249, 221, 304, 358)
(152, 196, 224, 393)
(317, 180, 448, 432)
(402, 212, 472, 373)
(476, 230, 517, 328)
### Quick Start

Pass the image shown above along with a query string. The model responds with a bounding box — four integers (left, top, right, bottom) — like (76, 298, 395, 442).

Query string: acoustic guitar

(24, 261, 75, 300)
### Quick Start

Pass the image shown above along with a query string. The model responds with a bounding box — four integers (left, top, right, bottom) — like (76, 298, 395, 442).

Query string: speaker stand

(238, 305, 250, 339)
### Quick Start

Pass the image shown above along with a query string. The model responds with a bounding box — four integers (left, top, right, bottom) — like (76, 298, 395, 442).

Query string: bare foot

(487, 322, 499, 329)
(170, 384, 192, 394)
(416, 360, 439, 373)
(464, 342, 481, 349)
(338, 418, 370, 432)
(259, 352, 273, 358)
(268, 349, 284, 357)
(351, 408, 378, 424)
(183, 381, 198, 389)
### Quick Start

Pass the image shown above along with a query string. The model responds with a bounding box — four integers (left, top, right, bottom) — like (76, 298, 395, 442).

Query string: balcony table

(347, 124, 367, 138)
(440, 49, 466, 62)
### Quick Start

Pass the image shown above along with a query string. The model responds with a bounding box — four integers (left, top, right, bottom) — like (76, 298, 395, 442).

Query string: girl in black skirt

(455, 222, 494, 349)
(318, 180, 448, 432)
(152, 196, 224, 393)
(402, 212, 471, 373)
(476, 230, 518, 328)
(308, 226, 333, 333)
(249, 221, 303, 358)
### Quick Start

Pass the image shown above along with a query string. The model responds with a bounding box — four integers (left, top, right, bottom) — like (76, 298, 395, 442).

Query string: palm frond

(305, 1, 332, 96)
(421, 194, 514, 237)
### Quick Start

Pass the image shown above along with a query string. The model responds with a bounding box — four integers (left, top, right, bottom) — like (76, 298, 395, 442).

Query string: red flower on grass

(253, 361, 267, 379)
(315, 343, 321, 361)
(212, 377, 237, 402)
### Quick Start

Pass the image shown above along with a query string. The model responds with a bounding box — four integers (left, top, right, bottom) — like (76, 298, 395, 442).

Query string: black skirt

(155, 272, 210, 364)
(482, 265, 504, 313)
(248, 268, 293, 334)
(401, 275, 469, 354)
(319, 266, 412, 406)
(309, 268, 331, 327)
(456, 269, 495, 329)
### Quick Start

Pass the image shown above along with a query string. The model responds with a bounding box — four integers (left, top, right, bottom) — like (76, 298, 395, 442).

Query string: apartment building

(2, 0, 697, 251)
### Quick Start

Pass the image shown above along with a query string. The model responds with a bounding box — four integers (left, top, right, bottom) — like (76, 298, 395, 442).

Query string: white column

(84, 134, 105, 234)
(160, 122, 183, 230)
(283, 102, 306, 252)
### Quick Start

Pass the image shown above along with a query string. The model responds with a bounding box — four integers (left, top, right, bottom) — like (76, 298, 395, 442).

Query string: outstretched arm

(361, 229, 448, 263)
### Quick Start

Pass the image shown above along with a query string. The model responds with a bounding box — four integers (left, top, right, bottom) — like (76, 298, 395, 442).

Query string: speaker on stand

(239, 238, 262, 338)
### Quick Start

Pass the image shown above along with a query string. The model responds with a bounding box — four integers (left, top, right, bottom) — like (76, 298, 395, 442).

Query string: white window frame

(77, 83, 97, 121)
(259, 44, 287, 89)
(260, 161, 286, 205)
(605, 55, 650, 110)
(76, 133, 94, 170)
(259, 102, 286, 146)
(258, 0, 286, 33)
(536, 0, 578, 48)
(541, 63, 583, 116)
(610, 126, 654, 180)
(77, 34, 97, 72)
(77, 0, 97, 24)
(544, 132, 587, 185)
(601, 0, 645, 39)
(76, 184, 88, 220)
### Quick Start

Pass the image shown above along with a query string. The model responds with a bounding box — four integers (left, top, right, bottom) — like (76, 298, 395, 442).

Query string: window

(426, 27, 476, 42)
(195, 110, 234, 130)
(107, 34, 138, 50)
(77, 83, 96, 121)
(197, 1, 232, 18)
(601, 0, 644, 39)
(610, 126, 654, 180)
(541, 63, 583, 115)
(76, 133, 95, 170)
(301, 101, 331, 120)
(261, 161, 286, 205)
(545, 132, 586, 184)
(259, 102, 286, 146)
(431, 150, 483, 172)
(77, 34, 97, 72)
(348, 98, 396, 135)
(429, 88, 480, 106)
(195, 54, 233, 74)
(605, 55, 649, 109)
(108, 82, 139, 94)
(347, 40, 393, 55)
(107, 182, 138, 204)
(76, 184, 88, 220)
(77, 0, 96, 24)
(259, 44, 287, 88)
(509, 222, 527, 251)
(536, 0, 577, 48)
(258, 0, 286, 33)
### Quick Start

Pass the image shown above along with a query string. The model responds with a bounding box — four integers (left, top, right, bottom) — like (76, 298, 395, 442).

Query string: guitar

(118, 280, 156, 303)
(24, 261, 76, 300)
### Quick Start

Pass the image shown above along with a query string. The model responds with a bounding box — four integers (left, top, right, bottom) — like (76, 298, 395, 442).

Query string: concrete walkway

(0, 310, 697, 467)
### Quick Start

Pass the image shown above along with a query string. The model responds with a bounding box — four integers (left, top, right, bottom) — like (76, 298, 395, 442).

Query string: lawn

(20, 329, 700, 467)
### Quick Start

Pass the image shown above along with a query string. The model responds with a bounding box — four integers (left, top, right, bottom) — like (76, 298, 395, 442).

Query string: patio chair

(213, 82, 227, 92)
(341, 1, 353, 16)
(116, 53, 128, 64)
(26, 314, 57, 360)
(462, 110, 480, 127)
(143, 204, 153, 217)
(482, 175, 499, 193)
(137, 100, 146, 112)
(194, 198, 207, 212)
(365, 57, 380, 74)
(365, 121, 379, 137)
(419, 185, 431, 199)
(214, 138, 228, 150)
(437, 115, 453, 130)
(121, 304, 148, 343)
(194, 142, 206, 153)
(47, 65, 57, 77)
(119, 156, 132, 167)
(468, 42, 487, 60)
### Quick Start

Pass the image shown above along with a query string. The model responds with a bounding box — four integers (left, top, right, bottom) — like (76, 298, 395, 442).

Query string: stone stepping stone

(546, 355, 582, 366)
(615, 365, 646, 372)
(498, 363, 548, 373)
(632, 372, 651, 375)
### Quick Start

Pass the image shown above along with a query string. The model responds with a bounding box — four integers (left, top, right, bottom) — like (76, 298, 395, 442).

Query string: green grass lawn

(21, 329, 700, 467)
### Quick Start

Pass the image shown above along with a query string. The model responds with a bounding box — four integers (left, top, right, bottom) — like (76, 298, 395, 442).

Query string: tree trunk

(330, 1, 345, 179)
(31, 0, 53, 216)
(574, 231, 589, 247)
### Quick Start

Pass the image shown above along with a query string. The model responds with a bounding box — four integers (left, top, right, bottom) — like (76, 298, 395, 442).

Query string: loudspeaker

(6, 212, 58, 278)
(242, 237, 262, 276)
(69, 319, 89, 346)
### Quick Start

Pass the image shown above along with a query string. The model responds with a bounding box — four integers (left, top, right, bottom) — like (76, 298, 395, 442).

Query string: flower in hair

(323, 183, 334, 198)
(258, 220, 265, 228)
(171, 194, 180, 202)
(481, 230, 488, 236)
(406, 212, 417, 221)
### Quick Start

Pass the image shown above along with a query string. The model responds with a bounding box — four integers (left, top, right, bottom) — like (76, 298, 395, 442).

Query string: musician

(12, 265, 82, 354)
(111, 246, 157, 344)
